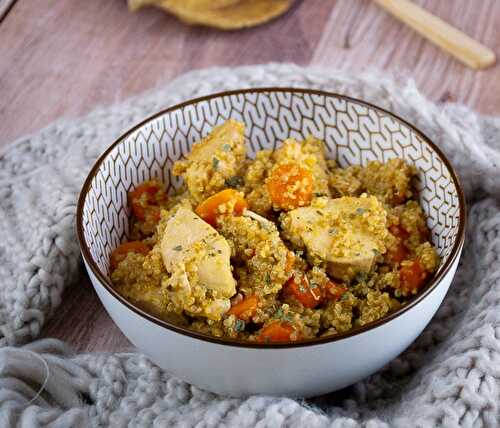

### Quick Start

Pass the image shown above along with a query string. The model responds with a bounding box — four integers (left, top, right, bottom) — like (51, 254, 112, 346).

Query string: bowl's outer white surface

(79, 89, 465, 397)
(85, 244, 461, 397)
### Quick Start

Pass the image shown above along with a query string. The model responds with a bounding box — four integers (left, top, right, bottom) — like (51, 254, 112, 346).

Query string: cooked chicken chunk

(281, 195, 388, 281)
(161, 207, 236, 319)
(173, 119, 247, 203)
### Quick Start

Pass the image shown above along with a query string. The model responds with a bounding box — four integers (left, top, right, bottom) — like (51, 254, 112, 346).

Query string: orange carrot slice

(399, 260, 428, 293)
(387, 225, 410, 265)
(258, 321, 297, 343)
(195, 189, 247, 226)
(110, 241, 150, 271)
(389, 224, 410, 240)
(387, 241, 409, 265)
(282, 274, 322, 309)
(227, 295, 259, 321)
(324, 280, 347, 302)
(284, 251, 295, 277)
(129, 181, 167, 221)
(266, 163, 313, 210)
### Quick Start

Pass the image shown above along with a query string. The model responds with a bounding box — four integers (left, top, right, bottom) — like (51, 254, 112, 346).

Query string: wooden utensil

(0, 0, 16, 21)
(373, 0, 496, 70)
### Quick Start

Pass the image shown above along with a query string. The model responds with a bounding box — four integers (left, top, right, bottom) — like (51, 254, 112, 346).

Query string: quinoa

(330, 158, 415, 204)
(244, 150, 274, 214)
(110, 120, 441, 343)
(217, 215, 291, 296)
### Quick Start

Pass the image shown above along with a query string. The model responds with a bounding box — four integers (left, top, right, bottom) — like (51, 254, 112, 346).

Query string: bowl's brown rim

(76, 87, 467, 349)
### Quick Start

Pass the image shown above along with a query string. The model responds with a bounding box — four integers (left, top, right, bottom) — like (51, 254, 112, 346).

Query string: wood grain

(311, 0, 500, 112)
(373, 0, 496, 69)
(0, 0, 499, 352)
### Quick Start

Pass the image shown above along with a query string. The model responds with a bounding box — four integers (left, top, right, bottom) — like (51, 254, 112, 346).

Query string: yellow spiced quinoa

(110, 119, 440, 343)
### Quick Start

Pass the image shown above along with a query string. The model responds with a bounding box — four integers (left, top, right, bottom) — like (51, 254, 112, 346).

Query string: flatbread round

(128, 0, 241, 13)
(175, 0, 242, 10)
(133, 0, 294, 30)
(128, 0, 153, 12)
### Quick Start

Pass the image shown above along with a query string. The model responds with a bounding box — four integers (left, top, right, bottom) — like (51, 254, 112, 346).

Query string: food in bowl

(110, 119, 440, 343)
(79, 88, 464, 397)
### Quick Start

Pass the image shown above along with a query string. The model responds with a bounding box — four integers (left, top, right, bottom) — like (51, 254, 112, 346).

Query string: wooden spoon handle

(373, 0, 496, 70)
(0, 0, 17, 21)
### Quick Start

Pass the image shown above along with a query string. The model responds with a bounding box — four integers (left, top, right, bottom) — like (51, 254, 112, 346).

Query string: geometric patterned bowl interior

(81, 89, 462, 282)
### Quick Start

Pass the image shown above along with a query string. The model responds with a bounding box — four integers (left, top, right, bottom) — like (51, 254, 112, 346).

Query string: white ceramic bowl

(77, 88, 465, 398)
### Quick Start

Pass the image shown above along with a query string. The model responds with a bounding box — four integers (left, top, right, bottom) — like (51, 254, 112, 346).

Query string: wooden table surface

(1, 0, 499, 352)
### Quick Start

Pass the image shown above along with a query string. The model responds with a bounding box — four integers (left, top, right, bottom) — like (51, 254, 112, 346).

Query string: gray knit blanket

(1, 64, 500, 427)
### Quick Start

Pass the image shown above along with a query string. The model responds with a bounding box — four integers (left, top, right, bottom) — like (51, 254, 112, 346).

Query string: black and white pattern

(81, 89, 461, 279)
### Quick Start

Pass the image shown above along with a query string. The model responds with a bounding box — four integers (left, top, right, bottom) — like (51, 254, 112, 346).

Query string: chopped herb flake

(355, 272, 368, 283)
(224, 175, 244, 188)
(172, 245, 183, 251)
(275, 311, 295, 323)
(316, 210, 324, 216)
(329, 228, 337, 235)
(212, 157, 220, 170)
(355, 207, 367, 215)
(235, 319, 245, 332)
(222, 143, 231, 152)
(313, 192, 327, 197)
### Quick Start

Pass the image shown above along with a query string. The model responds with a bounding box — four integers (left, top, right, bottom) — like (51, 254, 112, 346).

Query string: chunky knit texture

(0, 64, 500, 427)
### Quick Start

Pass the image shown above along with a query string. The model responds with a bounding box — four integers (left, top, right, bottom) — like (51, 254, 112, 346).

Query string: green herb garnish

(224, 175, 244, 188)
(354, 272, 367, 283)
(212, 157, 220, 170)
(235, 319, 246, 332)
(222, 143, 231, 152)
(172, 245, 183, 251)
(355, 207, 367, 215)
